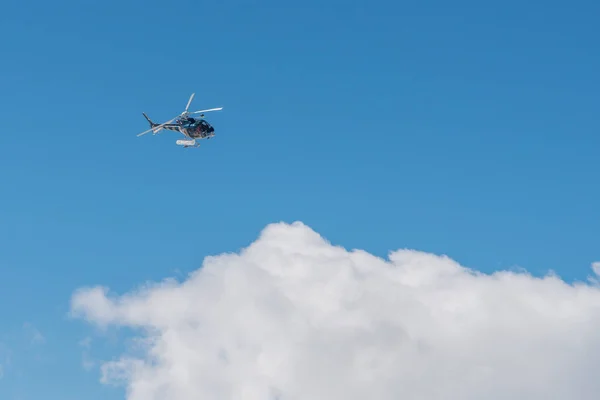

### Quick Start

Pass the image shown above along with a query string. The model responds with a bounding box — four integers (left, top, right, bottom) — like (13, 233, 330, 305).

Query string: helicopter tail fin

(142, 112, 162, 134)
(142, 112, 156, 126)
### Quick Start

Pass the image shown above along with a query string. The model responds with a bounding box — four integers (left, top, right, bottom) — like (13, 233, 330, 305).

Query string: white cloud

(79, 337, 95, 371)
(23, 323, 45, 346)
(70, 221, 600, 400)
(593, 262, 600, 276)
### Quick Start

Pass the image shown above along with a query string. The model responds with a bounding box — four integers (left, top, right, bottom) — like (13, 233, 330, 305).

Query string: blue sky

(0, 0, 599, 398)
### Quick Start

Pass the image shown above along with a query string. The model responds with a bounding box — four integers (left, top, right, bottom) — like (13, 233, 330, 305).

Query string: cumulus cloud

(23, 323, 45, 346)
(593, 262, 600, 277)
(70, 222, 600, 400)
(79, 337, 95, 371)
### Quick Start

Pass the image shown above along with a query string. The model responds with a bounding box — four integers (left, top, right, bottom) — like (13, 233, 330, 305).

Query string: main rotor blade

(190, 107, 223, 114)
(137, 117, 177, 137)
(184, 93, 195, 112)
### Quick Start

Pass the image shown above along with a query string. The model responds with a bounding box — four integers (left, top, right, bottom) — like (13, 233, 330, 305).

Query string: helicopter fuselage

(178, 118, 215, 139)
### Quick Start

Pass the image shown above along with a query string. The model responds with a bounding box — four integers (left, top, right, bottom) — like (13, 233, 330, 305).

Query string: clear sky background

(0, 0, 599, 398)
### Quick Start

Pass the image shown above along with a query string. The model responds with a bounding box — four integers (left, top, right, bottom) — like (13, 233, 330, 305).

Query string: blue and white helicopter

(137, 93, 223, 148)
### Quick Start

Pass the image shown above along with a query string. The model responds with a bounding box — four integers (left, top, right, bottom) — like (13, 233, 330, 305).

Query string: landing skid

(176, 139, 200, 148)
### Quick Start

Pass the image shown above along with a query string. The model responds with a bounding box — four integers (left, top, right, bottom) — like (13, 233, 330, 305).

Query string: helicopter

(137, 93, 223, 148)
